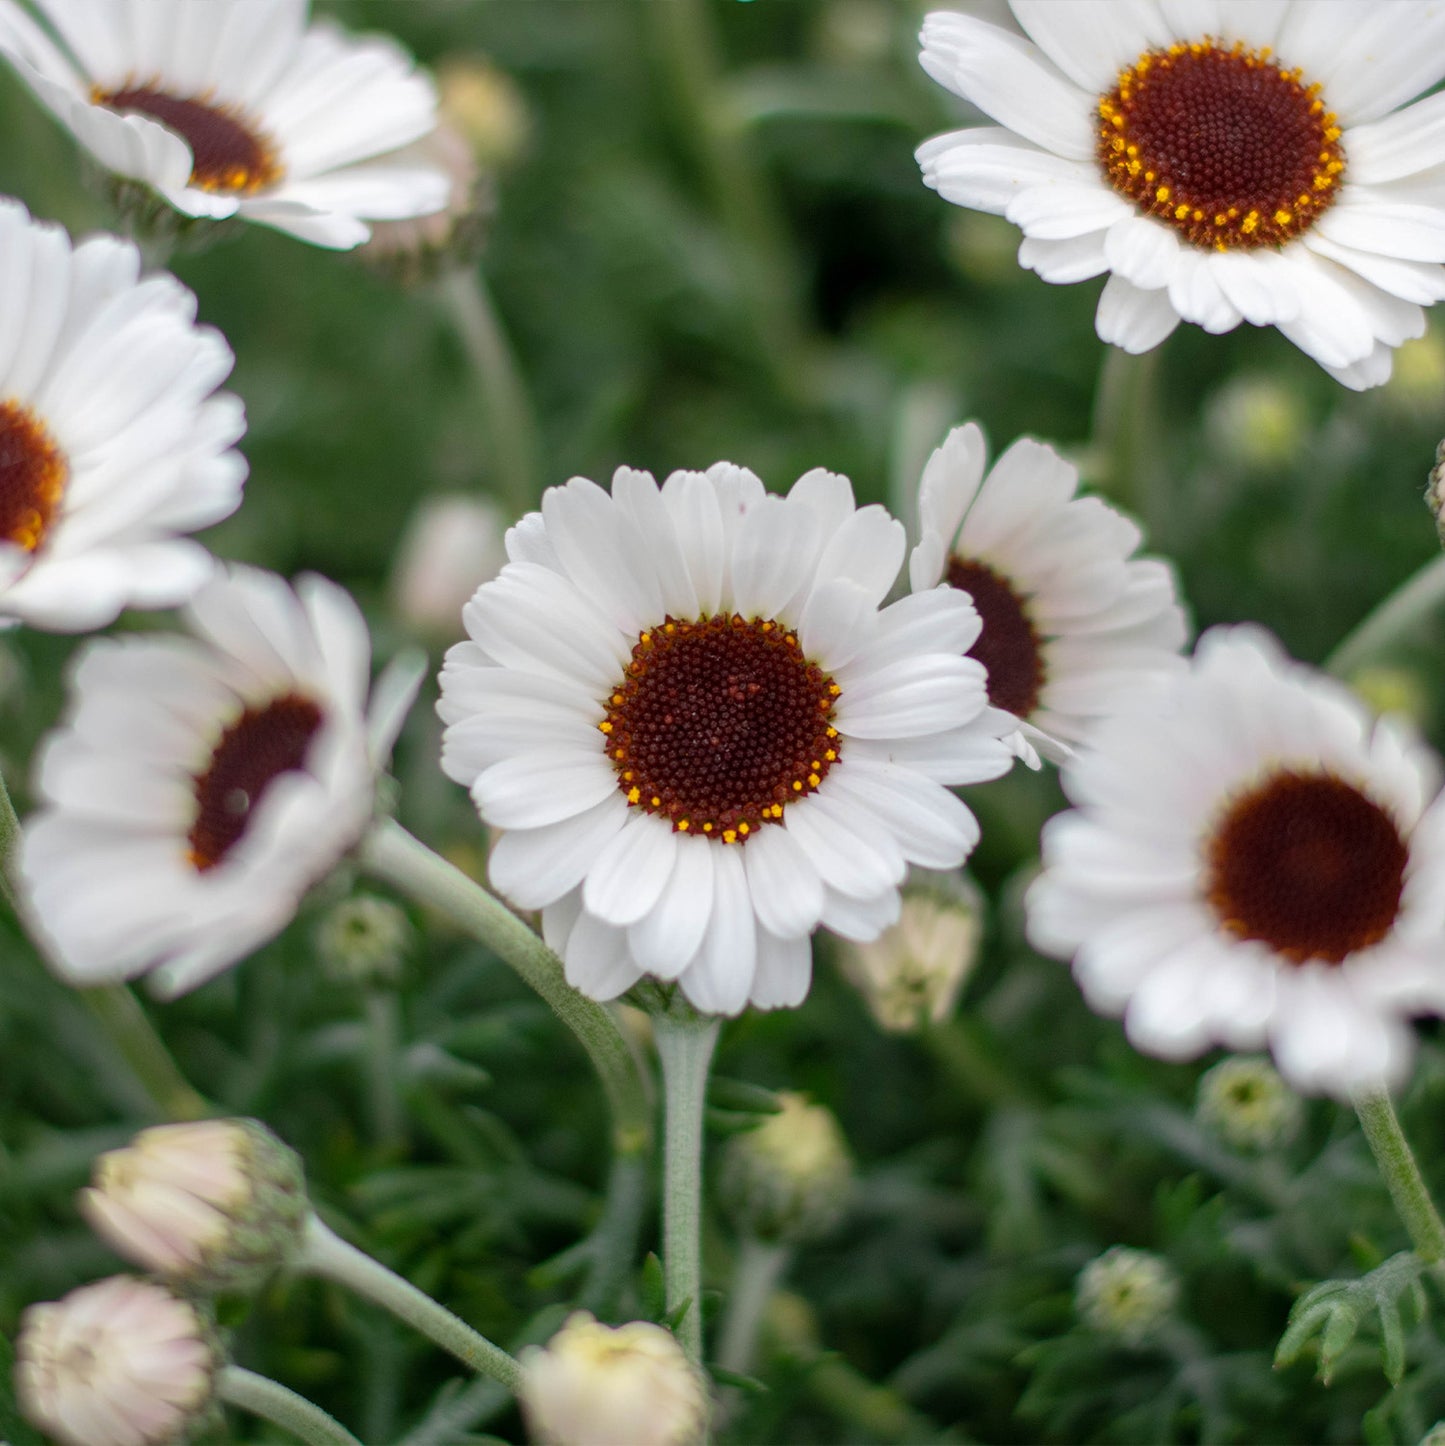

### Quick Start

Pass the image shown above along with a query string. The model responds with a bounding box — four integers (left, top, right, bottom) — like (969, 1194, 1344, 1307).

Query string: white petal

(1095, 274, 1182, 353)
(582, 811, 679, 926)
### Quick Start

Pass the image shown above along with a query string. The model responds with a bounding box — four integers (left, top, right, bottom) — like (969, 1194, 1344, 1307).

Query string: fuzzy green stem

(0, 759, 19, 905)
(300, 1215, 523, 1391)
(1353, 1089, 1445, 1264)
(441, 266, 541, 511)
(362, 990, 406, 1152)
(1324, 552, 1445, 679)
(1091, 345, 1165, 532)
(717, 1235, 790, 1378)
(358, 819, 652, 1163)
(653, 1006, 721, 1363)
(217, 1365, 362, 1446)
(78, 985, 209, 1121)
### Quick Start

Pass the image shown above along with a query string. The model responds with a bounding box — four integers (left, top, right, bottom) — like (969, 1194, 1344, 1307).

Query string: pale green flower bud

(1196, 1055, 1303, 1152)
(1386, 333, 1445, 415)
(838, 874, 982, 1033)
(1075, 1247, 1180, 1346)
(719, 1093, 853, 1245)
(315, 894, 414, 985)
(1347, 665, 1432, 731)
(520, 1311, 708, 1446)
(1204, 373, 1307, 470)
(78, 1119, 307, 1294)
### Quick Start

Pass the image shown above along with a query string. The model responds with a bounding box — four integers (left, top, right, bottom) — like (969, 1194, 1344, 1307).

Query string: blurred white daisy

(0, 199, 243, 630)
(439, 463, 1014, 1016)
(0, 0, 448, 249)
(19, 565, 421, 996)
(918, 1, 1445, 387)
(1026, 626, 1445, 1097)
(910, 423, 1187, 766)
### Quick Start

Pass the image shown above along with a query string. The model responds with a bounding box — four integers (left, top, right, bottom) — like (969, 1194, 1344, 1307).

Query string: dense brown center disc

(96, 85, 282, 194)
(1098, 41, 1344, 250)
(1205, 769, 1407, 963)
(0, 401, 66, 552)
(946, 556, 1045, 719)
(187, 694, 324, 870)
(601, 615, 840, 842)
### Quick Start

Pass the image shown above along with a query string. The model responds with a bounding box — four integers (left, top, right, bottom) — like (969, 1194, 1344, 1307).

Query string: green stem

(362, 990, 406, 1152)
(216, 1365, 362, 1446)
(358, 820, 652, 1162)
(0, 758, 19, 906)
(1324, 552, 1445, 679)
(78, 985, 209, 1121)
(441, 266, 541, 511)
(717, 1235, 789, 1378)
(1091, 345, 1165, 532)
(300, 1215, 523, 1391)
(652, 1005, 721, 1364)
(1353, 1089, 1445, 1264)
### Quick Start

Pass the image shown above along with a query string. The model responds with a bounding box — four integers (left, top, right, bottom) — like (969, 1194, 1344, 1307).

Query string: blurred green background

(2, 2, 1445, 1442)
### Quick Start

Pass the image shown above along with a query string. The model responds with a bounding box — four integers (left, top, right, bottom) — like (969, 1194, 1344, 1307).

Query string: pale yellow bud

(78, 1118, 307, 1293)
(438, 56, 531, 170)
(1385, 332, 1445, 415)
(1196, 1056, 1303, 1153)
(316, 893, 414, 984)
(1204, 373, 1306, 470)
(1075, 1247, 1179, 1346)
(520, 1311, 708, 1446)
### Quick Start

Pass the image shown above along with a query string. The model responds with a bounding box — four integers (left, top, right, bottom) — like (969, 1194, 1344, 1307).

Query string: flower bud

(837, 873, 982, 1033)
(719, 1093, 852, 1245)
(1429, 437, 1445, 548)
(1075, 1247, 1180, 1346)
(78, 1118, 308, 1293)
(16, 1275, 219, 1446)
(1204, 373, 1306, 470)
(437, 57, 532, 171)
(389, 493, 508, 638)
(519, 1311, 708, 1446)
(1385, 333, 1445, 415)
(315, 893, 414, 985)
(1195, 1055, 1303, 1153)
(1420, 1422, 1445, 1446)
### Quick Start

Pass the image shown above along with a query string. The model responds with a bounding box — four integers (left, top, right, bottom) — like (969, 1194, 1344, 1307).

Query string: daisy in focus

(439, 464, 1014, 1016)
(917, 1, 1445, 388)
(910, 423, 1187, 766)
(0, 0, 448, 249)
(1026, 627, 1445, 1097)
(0, 199, 244, 630)
(19, 566, 420, 996)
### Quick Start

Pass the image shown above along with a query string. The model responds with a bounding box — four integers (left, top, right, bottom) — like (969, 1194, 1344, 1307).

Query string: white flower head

(16, 1275, 218, 1446)
(439, 463, 1014, 1016)
(520, 1311, 708, 1446)
(917, 2, 1445, 388)
(0, 199, 244, 631)
(19, 565, 421, 997)
(1026, 626, 1445, 1098)
(0, 0, 449, 250)
(910, 423, 1187, 766)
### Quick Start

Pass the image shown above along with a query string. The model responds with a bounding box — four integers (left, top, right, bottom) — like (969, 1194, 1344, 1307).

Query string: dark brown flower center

(187, 694, 324, 871)
(1098, 40, 1344, 250)
(946, 556, 1045, 719)
(94, 85, 282, 194)
(0, 401, 66, 552)
(1205, 770, 1407, 964)
(601, 614, 840, 843)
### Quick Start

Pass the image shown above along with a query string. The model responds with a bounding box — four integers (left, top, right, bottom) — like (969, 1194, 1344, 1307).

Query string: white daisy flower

(19, 565, 422, 996)
(1026, 626, 1445, 1097)
(917, 1, 1445, 388)
(0, 198, 244, 631)
(438, 464, 1014, 1016)
(0, 0, 448, 250)
(909, 423, 1187, 766)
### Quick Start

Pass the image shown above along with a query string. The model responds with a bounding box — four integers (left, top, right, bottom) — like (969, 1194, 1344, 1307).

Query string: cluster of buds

(519, 1311, 709, 1446)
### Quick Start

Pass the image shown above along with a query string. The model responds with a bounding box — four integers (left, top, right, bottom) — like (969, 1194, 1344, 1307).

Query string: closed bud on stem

(838, 872, 982, 1034)
(16, 1275, 220, 1446)
(1075, 1247, 1180, 1346)
(79, 1119, 308, 1293)
(315, 893, 415, 985)
(1195, 1055, 1303, 1152)
(719, 1092, 853, 1245)
(437, 57, 532, 171)
(389, 494, 508, 639)
(519, 1311, 708, 1446)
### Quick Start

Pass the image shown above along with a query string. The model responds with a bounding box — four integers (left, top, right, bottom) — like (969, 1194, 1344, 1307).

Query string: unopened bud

(719, 1093, 852, 1245)
(389, 494, 508, 638)
(79, 1118, 307, 1293)
(16, 1275, 219, 1446)
(838, 874, 982, 1033)
(1196, 1055, 1303, 1153)
(1204, 373, 1306, 470)
(1428, 438, 1445, 547)
(1075, 1247, 1179, 1346)
(316, 893, 414, 984)
(1386, 333, 1445, 415)
(1420, 1422, 1445, 1446)
(437, 57, 532, 171)
(519, 1311, 708, 1446)
(1347, 665, 1432, 732)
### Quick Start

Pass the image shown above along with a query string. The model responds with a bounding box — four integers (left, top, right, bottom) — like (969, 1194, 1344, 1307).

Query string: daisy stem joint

(1352, 1089, 1445, 1266)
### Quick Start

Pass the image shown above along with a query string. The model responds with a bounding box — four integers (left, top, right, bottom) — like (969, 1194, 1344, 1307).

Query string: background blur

(2, 2, 1445, 1442)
